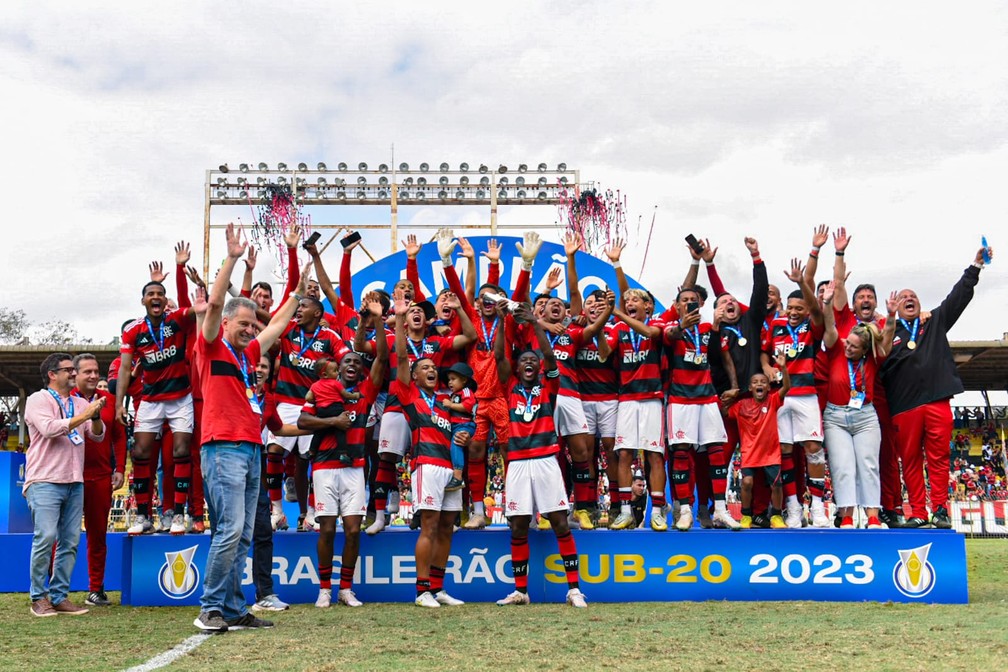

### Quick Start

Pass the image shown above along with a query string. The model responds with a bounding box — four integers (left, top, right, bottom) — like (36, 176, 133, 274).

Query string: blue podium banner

(0, 532, 124, 592)
(0, 452, 31, 533)
(121, 528, 966, 606)
(342, 235, 666, 313)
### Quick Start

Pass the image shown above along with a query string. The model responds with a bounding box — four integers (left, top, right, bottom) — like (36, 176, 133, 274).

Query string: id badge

(250, 398, 263, 415)
(684, 352, 695, 364)
(848, 391, 865, 410)
(68, 430, 84, 446)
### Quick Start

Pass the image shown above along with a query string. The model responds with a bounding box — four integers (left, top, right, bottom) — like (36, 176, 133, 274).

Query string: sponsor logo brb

(892, 543, 935, 598)
(159, 545, 200, 599)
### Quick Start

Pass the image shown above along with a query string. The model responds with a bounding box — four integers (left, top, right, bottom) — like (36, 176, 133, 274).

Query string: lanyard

(630, 318, 650, 353)
(548, 331, 563, 349)
(786, 321, 806, 350)
(223, 340, 252, 391)
(407, 337, 428, 361)
(685, 326, 702, 352)
(47, 389, 74, 418)
(480, 316, 499, 349)
(520, 385, 536, 413)
(847, 358, 865, 393)
(722, 325, 747, 347)
(899, 318, 920, 345)
(145, 317, 165, 351)
(297, 326, 321, 357)
(419, 389, 437, 412)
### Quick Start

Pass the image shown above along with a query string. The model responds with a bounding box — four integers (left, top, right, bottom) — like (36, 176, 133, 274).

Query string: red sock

(672, 449, 692, 504)
(651, 491, 667, 508)
(133, 457, 151, 517)
(430, 565, 446, 593)
(707, 445, 727, 500)
(781, 452, 797, 499)
(467, 457, 487, 504)
(284, 451, 297, 478)
(571, 459, 594, 508)
(511, 537, 529, 592)
(339, 565, 355, 590)
(373, 459, 396, 511)
(266, 452, 284, 503)
(319, 564, 332, 590)
(173, 455, 191, 515)
(555, 531, 579, 589)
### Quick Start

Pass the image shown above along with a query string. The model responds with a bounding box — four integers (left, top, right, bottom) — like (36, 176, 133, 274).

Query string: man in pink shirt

(24, 352, 106, 618)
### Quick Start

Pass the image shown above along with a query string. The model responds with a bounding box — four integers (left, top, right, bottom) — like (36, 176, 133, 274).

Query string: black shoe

(297, 514, 306, 532)
(879, 509, 905, 528)
(931, 506, 952, 529)
(194, 610, 229, 633)
(751, 513, 772, 529)
(833, 514, 842, 529)
(902, 516, 928, 528)
(85, 590, 111, 607)
(226, 613, 274, 630)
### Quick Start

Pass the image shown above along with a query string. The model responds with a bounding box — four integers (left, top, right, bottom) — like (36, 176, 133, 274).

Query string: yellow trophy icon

(159, 545, 199, 598)
(894, 543, 934, 598)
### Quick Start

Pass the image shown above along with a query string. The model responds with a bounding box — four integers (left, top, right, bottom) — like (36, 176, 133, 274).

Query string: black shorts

(741, 464, 781, 487)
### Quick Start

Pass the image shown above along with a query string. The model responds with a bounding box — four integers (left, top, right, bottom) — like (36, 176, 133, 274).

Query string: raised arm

(457, 237, 478, 305)
(513, 231, 542, 303)
(367, 297, 389, 388)
(785, 257, 823, 326)
(745, 237, 767, 321)
(240, 247, 256, 298)
(257, 262, 311, 352)
(445, 292, 476, 350)
(775, 352, 792, 400)
(482, 238, 502, 303)
(700, 239, 727, 296)
(831, 227, 851, 309)
(493, 302, 513, 386)
(393, 289, 411, 387)
(563, 232, 584, 317)
(203, 222, 247, 343)
(604, 238, 630, 297)
(339, 233, 358, 307)
(935, 246, 992, 331)
(404, 234, 425, 302)
(279, 224, 302, 306)
(804, 224, 829, 288)
(175, 241, 192, 308)
(821, 280, 839, 349)
(305, 240, 343, 313)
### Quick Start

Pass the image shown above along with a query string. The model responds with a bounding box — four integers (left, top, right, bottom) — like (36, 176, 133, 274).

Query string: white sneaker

(303, 508, 317, 532)
(609, 511, 636, 530)
(463, 512, 488, 529)
(169, 514, 186, 535)
(810, 502, 831, 528)
(365, 512, 388, 535)
(785, 502, 803, 529)
(315, 588, 331, 608)
(252, 594, 290, 612)
(337, 588, 363, 607)
(674, 506, 693, 531)
(387, 490, 401, 514)
(496, 590, 531, 606)
(271, 511, 288, 531)
(414, 591, 440, 608)
(712, 510, 742, 530)
(566, 588, 588, 608)
(127, 514, 154, 536)
(650, 505, 669, 531)
(160, 513, 173, 534)
(434, 590, 464, 606)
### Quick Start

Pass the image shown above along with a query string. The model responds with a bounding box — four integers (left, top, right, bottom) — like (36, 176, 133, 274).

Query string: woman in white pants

(821, 281, 897, 529)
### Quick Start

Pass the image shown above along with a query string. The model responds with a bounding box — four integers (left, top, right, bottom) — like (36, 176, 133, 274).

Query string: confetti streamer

(556, 183, 627, 256)
(245, 184, 311, 278)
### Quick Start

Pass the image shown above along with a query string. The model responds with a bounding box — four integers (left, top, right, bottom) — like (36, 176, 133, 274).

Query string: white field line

(121, 633, 212, 672)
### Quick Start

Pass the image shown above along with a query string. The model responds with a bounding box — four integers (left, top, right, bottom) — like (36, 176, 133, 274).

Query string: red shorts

(473, 397, 510, 445)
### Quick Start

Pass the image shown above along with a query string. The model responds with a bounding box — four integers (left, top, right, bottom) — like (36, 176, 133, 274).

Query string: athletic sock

(650, 491, 666, 509)
(741, 506, 753, 516)
(619, 487, 631, 515)
(672, 448, 692, 504)
(707, 444, 728, 500)
(430, 565, 446, 593)
(511, 537, 530, 593)
(807, 478, 825, 503)
(372, 459, 395, 512)
(266, 452, 284, 504)
(318, 564, 332, 590)
(467, 457, 487, 504)
(339, 565, 355, 591)
(572, 460, 594, 508)
(781, 452, 797, 499)
(556, 531, 579, 590)
(133, 457, 151, 518)
(173, 455, 191, 516)
(416, 578, 431, 598)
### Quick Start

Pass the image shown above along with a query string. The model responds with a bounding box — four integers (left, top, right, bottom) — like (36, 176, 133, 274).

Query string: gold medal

(246, 388, 254, 399)
(737, 337, 748, 347)
(850, 390, 858, 399)
(523, 409, 534, 422)
(787, 347, 798, 358)
(907, 341, 916, 350)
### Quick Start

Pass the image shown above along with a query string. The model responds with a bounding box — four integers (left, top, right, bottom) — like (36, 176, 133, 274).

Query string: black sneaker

(226, 613, 274, 630)
(297, 514, 306, 532)
(833, 513, 842, 529)
(194, 610, 229, 633)
(751, 513, 772, 529)
(879, 509, 905, 529)
(85, 590, 111, 607)
(931, 506, 952, 529)
(902, 516, 928, 529)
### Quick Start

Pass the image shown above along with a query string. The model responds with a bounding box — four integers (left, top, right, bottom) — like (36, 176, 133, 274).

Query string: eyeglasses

(53, 367, 77, 374)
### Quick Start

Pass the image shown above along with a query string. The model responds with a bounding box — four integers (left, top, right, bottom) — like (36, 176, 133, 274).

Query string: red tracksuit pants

(891, 401, 952, 519)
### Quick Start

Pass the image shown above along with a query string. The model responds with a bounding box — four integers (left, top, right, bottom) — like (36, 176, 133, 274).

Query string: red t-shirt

(824, 342, 881, 407)
(729, 393, 783, 468)
(196, 334, 263, 446)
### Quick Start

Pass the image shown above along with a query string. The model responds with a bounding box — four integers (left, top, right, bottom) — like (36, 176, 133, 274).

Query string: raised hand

(680, 306, 701, 330)
(225, 222, 247, 259)
(784, 258, 804, 284)
(482, 238, 501, 263)
(244, 246, 257, 271)
(516, 231, 543, 265)
(185, 265, 206, 288)
(604, 238, 625, 263)
(811, 224, 829, 249)
(886, 291, 899, 315)
(436, 228, 459, 262)
(458, 237, 475, 259)
(340, 231, 360, 254)
(700, 238, 718, 263)
(175, 241, 191, 266)
(192, 286, 209, 314)
(402, 233, 421, 259)
(774, 351, 788, 369)
(495, 299, 510, 318)
(604, 288, 616, 308)
(294, 261, 313, 295)
(442, 292, 462, 310)
(833, 227, 851, 252)
(283, 223, 302, 249)
(365, 294, 384, 317)
(744, 237, 759, 257)
(822, 280, 835, 304)
(149, 261, 167, 283)
(975, 245, 994, 266)
(545, 266, 563, 291)
(563, 231, 583, 257)
(392, 288, 410, 316)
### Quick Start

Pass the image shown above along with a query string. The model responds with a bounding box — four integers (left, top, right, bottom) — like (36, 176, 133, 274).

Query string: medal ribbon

(297, 326, 321, 357)
(630, 318, 650, 353)
(899, 317, 919, 346)
(223, 340, 252, 391)
(407, 337, 428, 362)
(847, 358, 865, 394)
(145, 318, 165, 351)
(480, 316, 499, 350)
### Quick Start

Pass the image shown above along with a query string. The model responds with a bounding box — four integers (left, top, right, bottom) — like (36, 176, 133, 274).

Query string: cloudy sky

(2, 2, 1006, 366)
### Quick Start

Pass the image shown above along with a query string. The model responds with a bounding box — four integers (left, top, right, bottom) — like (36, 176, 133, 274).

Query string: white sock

(620, 503, 631, 515)
(473, 501, 485, 516)
(714, 500, 727, 514)
(371, 511, 386, 526)
(786, 494, 799, 507)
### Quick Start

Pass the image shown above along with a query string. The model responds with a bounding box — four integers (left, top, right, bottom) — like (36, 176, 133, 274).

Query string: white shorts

(411, 464, 463, 512)
(313, 467, 367, 518)
(504, 456, 569, 518)
(366, 391, 387, 429)
(666, 402, 727, 447)
(583, 400, 617, 438)
(615, 399, 664, 453)
(777, 394, 824, 444)
(134, 394, 194, 434)
(273, 402, 312, 457)
(377, 409, 410, 458)
(554, 395, 589, 437)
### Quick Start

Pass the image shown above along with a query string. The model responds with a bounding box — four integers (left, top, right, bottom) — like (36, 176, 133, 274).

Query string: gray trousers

(823, 402, 881, 508)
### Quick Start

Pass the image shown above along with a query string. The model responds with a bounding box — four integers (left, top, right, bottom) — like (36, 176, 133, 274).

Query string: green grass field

(1, 539, 1005, 672)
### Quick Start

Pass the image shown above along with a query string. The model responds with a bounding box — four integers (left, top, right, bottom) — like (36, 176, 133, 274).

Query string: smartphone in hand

(302, 231, 322, 249)
(340, 231, 362, 248)
(685, 234, 704, 255)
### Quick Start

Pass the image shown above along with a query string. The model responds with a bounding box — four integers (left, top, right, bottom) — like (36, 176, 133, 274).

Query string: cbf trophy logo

(892, 543, 936, 598)
(158, 545, 200, 599)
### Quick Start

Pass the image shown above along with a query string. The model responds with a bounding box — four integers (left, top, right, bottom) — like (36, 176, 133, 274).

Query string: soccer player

(116, 276, 198, 535)
(761, 258, 829, 528)
(492, 301, 587, 608)
(880, 244, 993, 528)
(729, 354, 791, 529)
(300, 296, 388, 609)
(389, 289, 466, 608)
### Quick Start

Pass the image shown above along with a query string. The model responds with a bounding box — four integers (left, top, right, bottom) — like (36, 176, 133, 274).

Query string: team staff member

(881, 244, 993, 528)
(193, 222, 307, 633)
(25, 353, 106, 617)
(72, 353, 126, 607)
(492, 301, 587, 608)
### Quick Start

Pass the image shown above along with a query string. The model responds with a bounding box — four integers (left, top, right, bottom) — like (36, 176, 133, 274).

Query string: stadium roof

(0, 339, 1007, 400)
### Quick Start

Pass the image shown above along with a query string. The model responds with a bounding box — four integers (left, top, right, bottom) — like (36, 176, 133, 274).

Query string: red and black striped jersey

(575, 323, 618, 401)
(120, 309, 193, 402)
(302, 377, 379, 470)
(504, 370, 561, 461)
(448, 387, 477, 425)
(510, 323, 584, 398)
(664, 322, 718, 404)
(767, 317, 824, 397)
(614, 319, 666, 401)
(393, 380, 453, 468)
(273, 322, 348, 405)
(381, 333, 455, 414)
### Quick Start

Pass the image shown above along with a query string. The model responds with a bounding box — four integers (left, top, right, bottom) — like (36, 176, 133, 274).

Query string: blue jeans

(451, 422, 475, 471)
(26, 482, 83, 604)
(823, 402, 881, 508)
(200, 441, 260, 620)
(253, 455, 275, 600)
